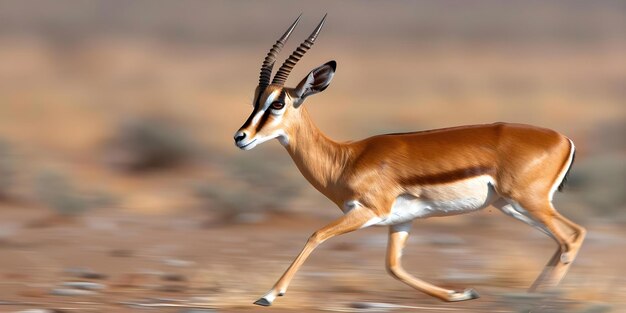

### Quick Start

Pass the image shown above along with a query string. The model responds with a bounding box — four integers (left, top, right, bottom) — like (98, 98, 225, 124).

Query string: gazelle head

(234, 15, 336, 150)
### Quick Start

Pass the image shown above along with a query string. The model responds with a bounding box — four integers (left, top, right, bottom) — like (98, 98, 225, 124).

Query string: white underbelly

(375, 175, 497, 226)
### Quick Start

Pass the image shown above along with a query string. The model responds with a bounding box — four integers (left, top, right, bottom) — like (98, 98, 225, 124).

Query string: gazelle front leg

(386, 222, 479, 302)
(254, 205, 379, 306)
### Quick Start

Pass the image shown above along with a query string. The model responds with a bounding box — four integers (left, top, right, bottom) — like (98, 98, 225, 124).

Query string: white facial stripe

(251, 111, 265, 126)
(249, 90, 281, 128)
(262, 90, 281, 111)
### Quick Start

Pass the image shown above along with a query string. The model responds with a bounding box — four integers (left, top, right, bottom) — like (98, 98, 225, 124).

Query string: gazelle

(234, 15, 586, 307)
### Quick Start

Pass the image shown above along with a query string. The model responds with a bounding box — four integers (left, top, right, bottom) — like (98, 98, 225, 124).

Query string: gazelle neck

(283, 107, 352, 201)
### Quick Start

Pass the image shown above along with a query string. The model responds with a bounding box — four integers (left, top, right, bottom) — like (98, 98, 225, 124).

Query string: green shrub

(35, 170, 117, 216)
(568, 154, 626, 217)
(104, 116, 195, 172)
(0, 140, 15, 199)
(195, 153, 304, 224)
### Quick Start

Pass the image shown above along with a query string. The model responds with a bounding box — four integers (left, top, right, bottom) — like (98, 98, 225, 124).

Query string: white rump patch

(549, 138, 576, 201)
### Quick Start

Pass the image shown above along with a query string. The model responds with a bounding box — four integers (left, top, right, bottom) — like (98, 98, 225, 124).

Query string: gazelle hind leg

(386, 222, 479, 302)
(505, 199, 585, 290)
(554, 210, 587, 264)
(512, 200, 584, 265)
(492, 199, 563, 290)
(553, 211, 586, 247)
(493, 199, 555, 239)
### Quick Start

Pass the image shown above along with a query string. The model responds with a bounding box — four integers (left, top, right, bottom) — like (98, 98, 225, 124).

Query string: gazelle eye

(271, 101, 284, 110)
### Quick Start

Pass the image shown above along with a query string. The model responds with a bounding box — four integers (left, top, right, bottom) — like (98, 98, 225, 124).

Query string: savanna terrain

(0, 1, 624, 312)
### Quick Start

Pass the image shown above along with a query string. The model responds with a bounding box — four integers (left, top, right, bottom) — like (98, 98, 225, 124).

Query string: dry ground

(0, 1, 624, 312)
(0, 203, 624, 313)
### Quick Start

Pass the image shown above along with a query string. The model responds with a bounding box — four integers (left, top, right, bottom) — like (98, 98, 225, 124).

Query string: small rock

(148, 297, 184, 303)
(162, 259, 194, 267)
(61, 282, 105, 290)
(50, 288, 96, 296)
(162, 273, 186, 282)
(80, 272, 107, 279)
(349, 302, 394, 311)
(110, 249, 133, 257)
(63, 267, 107, 279)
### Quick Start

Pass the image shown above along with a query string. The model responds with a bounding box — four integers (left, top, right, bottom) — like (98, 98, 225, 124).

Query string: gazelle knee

(308, 231, 324, 245)
(575, 226, 587, 242)
(386, 264, 403, 279)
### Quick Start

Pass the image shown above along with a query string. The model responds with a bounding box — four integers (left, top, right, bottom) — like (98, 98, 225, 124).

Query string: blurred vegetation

(103, 116, 196, 173)
(0, 140, 15, 199)
(35, 170, 117, 216)
(195, 153, 305, 224)
(568, 155, 626, 218)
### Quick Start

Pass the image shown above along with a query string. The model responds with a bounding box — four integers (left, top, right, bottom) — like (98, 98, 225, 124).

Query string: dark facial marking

(255, 89, 287, 133)
(277, 89, 287, 104)
(241, 87, 266, 129)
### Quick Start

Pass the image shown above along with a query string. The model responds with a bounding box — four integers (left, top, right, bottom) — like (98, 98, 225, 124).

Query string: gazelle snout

(234, 131, 247, 143)
(234, 130, 257, 150)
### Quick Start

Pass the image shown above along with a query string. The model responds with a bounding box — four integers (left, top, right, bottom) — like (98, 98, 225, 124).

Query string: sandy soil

(0, 202, 624, 313)
(0, 2, 624, 312)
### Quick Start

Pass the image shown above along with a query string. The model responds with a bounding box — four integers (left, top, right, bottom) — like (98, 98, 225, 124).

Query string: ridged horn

(258, 15, 301, 88)
(271, 14, 327, 86)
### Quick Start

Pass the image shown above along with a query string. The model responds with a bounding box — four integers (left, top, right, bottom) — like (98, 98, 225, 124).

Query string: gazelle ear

(293, 61, 336, 102)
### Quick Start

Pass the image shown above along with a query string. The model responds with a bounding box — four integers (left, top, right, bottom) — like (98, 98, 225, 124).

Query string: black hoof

(254, 298, 272, 306)
(449, 288, 480, 302)
(467, 288, 480, 299)
(278, 292, 285, 296)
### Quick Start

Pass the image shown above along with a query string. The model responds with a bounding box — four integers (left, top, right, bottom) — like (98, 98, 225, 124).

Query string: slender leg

(553, 211, 586, 246)
(385, 222, 479, 302)
(493, 199, 563, 291)
(524, 206, 585, 291)
(496, 198, 585, 291)
(493, 199, 555, 239)
(254, 206, 378, 306)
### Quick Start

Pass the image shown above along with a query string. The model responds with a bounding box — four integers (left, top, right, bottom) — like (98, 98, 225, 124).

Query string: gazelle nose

(234, 132, 247, 143)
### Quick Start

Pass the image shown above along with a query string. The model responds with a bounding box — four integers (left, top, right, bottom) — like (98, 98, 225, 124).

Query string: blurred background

(0, 1, 624, 312)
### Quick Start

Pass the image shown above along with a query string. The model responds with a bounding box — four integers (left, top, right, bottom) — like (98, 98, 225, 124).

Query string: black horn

(271, 14, 327, 86)
(258, 15, 301, 88)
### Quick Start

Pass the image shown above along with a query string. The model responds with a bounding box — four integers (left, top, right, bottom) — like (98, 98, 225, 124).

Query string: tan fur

(238, 82, 585, 306)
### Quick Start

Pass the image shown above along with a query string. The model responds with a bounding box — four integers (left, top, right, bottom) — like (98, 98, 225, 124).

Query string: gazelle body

(235, 16, 586, 307)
